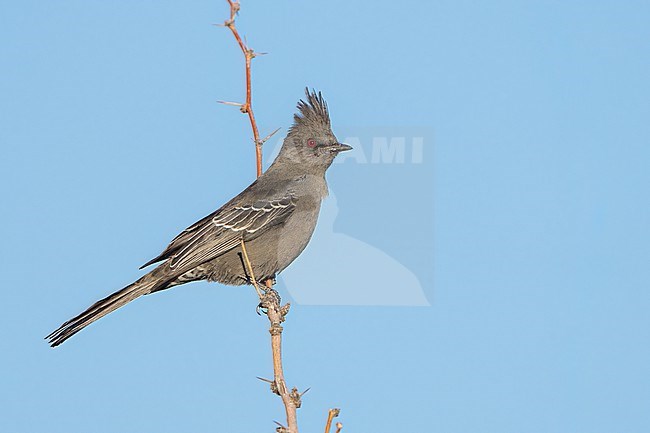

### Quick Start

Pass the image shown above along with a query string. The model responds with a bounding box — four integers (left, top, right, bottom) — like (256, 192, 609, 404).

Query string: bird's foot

(256, 285, 281, 316)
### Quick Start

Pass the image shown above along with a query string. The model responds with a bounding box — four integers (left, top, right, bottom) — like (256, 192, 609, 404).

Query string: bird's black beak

(331, 143, 353, 153)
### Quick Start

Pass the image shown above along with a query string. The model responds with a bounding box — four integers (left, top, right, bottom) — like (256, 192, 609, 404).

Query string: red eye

(307, 139, 316, 148)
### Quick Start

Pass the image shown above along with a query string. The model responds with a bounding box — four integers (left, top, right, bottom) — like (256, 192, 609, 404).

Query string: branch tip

(222, 2, 305, 432)
(324, 409, 341, 433)
(222, 0, 263, 176)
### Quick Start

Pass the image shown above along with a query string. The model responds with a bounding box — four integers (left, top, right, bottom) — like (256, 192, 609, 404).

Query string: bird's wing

(139, 212, 218, 269)
(140, 194, 296, 271)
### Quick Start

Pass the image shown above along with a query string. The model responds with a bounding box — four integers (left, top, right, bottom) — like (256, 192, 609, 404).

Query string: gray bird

(47, 89, 351, 347)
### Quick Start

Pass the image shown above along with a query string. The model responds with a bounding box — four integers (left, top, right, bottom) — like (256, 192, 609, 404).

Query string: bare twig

(263, 278, 299, 432)
(324, 408, 341, 433)
(222, 3, 343, 432)
(221, 0, 263, 177)
(239, 239, 298, 432)
(223, 1, 298, 430)
(222, 2, 298, 429)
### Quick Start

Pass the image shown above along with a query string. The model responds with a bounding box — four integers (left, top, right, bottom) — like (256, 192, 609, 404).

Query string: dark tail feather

(46, 276, 157, 347)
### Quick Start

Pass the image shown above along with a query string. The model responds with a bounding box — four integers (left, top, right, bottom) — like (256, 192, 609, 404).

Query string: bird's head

(275, 89, 352, 171)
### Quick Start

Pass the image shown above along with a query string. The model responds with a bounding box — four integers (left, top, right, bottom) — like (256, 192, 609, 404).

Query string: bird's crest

(289, 88, 331, 134)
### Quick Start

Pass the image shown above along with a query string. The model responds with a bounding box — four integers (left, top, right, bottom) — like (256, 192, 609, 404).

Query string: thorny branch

(263, 278, 300, 433)
(325, 408, 342, 433)
(221, 2, 341, 432)
(219, 0, 274, 177)
(222, 1, 300, 429)
(239, 239, 300, 432)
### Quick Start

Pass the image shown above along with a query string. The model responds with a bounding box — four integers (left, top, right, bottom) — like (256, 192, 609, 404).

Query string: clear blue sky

(2, 1, 649, 432)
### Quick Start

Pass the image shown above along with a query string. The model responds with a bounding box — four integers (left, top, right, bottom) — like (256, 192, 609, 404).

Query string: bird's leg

(266, 275, 277, 287)
(239, 238, 264, 300)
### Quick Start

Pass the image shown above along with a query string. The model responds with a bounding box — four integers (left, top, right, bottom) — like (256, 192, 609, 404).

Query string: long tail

(46, 274, 160, 347)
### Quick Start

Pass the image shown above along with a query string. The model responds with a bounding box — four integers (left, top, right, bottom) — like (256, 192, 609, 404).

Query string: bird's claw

(256, 302, 268, 316)
(256, 286, 281, 316)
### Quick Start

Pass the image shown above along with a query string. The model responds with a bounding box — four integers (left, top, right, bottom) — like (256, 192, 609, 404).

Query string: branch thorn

(257, 127, 281, 146)
(274, 421, 289, 433)
(217, 100, 244, 107)
(256, 376, 273, 383)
